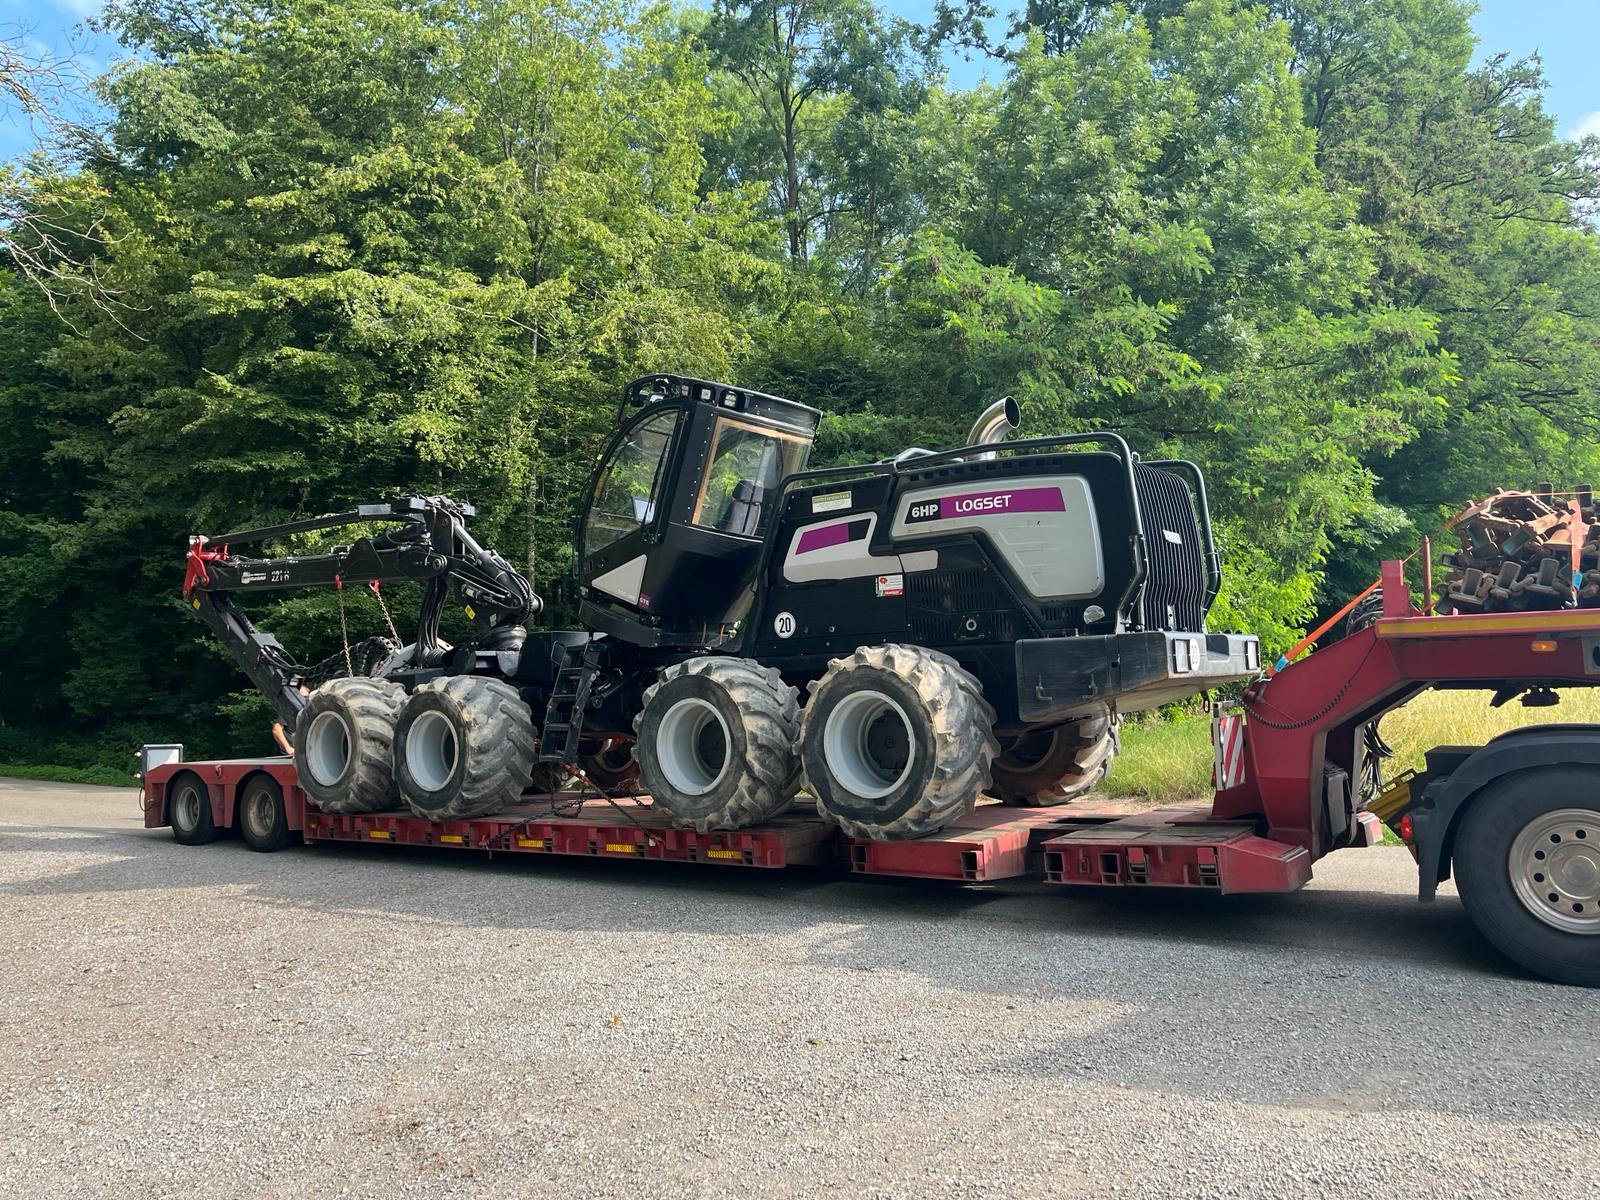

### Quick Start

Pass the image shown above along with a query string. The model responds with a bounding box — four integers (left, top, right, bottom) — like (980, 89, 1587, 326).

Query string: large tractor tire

(1454, 766, 1600, 988)
(295, 676, 405, 814)
(800, 644, 997, 841)
(393, 676, 538, 820)
(986, 706, 1118, 807)
(634, 657, 802, 832)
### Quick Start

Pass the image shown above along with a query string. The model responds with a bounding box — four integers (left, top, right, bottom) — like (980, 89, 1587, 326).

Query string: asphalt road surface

(2, 777, 1596, 1200)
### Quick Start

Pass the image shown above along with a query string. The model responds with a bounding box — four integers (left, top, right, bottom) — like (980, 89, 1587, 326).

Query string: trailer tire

(394, 676, 538, 820)
(986, 708, 1118, 806)
(168, 771, 219, 846)
(801, 645, 997, 841)
(634, 658, 801, 832)
(1454, 767, 1600, 988)
(295, 677, 405, 814)
(238, 774, 292, 853)
(579, 738, 641, 793)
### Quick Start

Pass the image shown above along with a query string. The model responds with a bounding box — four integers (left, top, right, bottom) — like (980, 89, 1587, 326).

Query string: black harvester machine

(184, 375, 1259, 839)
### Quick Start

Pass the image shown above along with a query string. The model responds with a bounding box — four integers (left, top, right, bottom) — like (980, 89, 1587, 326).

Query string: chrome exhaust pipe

(966, 395, 1021, 460)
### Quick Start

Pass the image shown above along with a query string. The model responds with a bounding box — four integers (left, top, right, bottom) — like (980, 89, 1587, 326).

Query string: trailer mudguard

(1411, 724, 1600, 900)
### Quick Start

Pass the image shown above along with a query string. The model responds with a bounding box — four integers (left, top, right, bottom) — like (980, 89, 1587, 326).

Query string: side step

(538, 640, 600, 763)
(1041, 806, 1311, 894)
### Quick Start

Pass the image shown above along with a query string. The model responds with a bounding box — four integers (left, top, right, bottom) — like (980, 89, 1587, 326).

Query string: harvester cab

(576, 374, 821, 649)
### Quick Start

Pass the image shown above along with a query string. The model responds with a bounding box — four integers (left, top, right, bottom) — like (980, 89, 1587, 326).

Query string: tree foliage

(2, 0, 1598, 752)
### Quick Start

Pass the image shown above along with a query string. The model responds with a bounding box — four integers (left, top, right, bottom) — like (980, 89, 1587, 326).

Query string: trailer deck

(139, 757, 1330, 892)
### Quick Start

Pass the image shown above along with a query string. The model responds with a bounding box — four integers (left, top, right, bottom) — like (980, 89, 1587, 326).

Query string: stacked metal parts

(1439, 485, 1599, 613)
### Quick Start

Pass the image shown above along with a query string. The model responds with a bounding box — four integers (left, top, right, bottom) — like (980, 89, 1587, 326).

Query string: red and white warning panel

(1212, 708, 1247, 791)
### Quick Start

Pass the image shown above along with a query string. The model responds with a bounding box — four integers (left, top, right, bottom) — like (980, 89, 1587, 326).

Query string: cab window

(583, 409, 678, 556)
(690, 417, 810, 536)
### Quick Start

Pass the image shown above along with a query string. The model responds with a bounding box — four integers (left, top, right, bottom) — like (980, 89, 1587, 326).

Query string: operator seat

(715, 480, 766, 537)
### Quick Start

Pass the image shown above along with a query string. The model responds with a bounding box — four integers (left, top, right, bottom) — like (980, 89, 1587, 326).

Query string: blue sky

(2, 0, 1598, 160)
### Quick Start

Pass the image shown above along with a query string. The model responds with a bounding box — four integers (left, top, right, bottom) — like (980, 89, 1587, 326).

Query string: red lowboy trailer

(142, 559, 1600, 987)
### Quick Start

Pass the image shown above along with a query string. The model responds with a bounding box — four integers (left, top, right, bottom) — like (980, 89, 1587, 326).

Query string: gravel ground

(1, 777, 1596, 1200)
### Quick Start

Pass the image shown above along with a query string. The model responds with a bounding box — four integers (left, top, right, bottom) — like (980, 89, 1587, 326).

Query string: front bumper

(1015, 631, 1261, 724)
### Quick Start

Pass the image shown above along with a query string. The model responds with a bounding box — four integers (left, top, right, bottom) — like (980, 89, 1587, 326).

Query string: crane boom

(182, 496, 539, 723)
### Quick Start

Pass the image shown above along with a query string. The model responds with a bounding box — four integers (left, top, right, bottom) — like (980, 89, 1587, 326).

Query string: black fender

(1412, 724, 1600, 900)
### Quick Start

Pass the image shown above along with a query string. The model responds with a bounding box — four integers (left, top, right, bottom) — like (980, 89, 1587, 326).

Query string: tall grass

(1105, 688, 1600, 804)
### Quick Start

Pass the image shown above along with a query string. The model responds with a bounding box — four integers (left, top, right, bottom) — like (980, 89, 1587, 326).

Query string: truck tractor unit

(183, 374, 1258, 841)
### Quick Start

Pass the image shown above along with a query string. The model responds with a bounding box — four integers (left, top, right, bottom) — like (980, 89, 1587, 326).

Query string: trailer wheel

(394, 676, 538, 820)
(295, 677, 405, 814)
(579, 738, 641, 793)
(634, 658, 801, 832)
(986, 707, 1118, 806)
(1454, 767, 1600, 987)
(801, 645, 998, 841)
(168, 771, 219, 846)
(238, 774, 292, 853)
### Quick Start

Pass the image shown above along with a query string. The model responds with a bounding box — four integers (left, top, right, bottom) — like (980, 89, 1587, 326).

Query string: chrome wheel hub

(1510, 808, 1600, 935)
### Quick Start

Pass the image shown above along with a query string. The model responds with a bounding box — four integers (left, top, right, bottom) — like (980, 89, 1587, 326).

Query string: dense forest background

(2, 0, 1598, 766)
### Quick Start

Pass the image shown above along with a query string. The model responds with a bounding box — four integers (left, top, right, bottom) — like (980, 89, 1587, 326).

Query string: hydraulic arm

(182, 496, 539, 723)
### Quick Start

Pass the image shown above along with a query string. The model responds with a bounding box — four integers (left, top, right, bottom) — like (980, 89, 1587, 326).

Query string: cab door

(577, 405, 683, 609)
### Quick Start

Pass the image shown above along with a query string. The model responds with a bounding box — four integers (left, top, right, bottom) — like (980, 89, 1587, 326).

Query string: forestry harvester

(183, 375, 1259, 840)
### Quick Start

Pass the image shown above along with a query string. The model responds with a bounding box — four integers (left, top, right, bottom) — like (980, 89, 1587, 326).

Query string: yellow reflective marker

(706, 848, 741, 860)
(439, 833, 465, 844)
(368, 829, 392, 840)
(464, 604, 476, 620)
(604, 842, 639, 855)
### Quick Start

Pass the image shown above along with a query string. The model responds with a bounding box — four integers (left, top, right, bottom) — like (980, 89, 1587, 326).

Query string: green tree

(1272, 0, 1600, 598)
(2, 0, 770, 743)
(701, 0, 926, 267)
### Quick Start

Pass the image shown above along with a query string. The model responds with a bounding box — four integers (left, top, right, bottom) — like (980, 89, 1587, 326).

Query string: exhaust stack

(966, 395, 1021, 461)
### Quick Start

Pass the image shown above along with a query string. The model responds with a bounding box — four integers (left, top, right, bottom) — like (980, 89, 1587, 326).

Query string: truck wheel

(1454, 767, 1600, 987)
(579, 738, 640, 792)
(986, 707, 1118, 806)
(394, 676, 538, 820)
(238, 774, 292, 853)
(801, 645, 997, 841)
(168, 771, 219, 846)
(634, 658, 801, 832)
(295, 677, 405, 814)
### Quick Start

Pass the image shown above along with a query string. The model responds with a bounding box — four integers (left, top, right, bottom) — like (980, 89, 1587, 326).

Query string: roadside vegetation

(1108, 688, 1600, 804)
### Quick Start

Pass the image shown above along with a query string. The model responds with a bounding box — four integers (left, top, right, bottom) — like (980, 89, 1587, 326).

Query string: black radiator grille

(906, 569, 1016, 643)
(907, 568, 1006, 615)
(1133, 463, 1208, 631)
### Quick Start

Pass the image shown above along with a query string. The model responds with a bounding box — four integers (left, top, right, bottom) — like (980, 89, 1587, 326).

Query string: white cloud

(1567, 111, 1600, 142)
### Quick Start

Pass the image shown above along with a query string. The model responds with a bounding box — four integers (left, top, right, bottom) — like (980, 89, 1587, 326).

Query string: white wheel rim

(823, 691, 916, 800)
(1509, 808, 1600, 935)
(406, 710, 459, 793)
(305, 711, 354, 787)
(655, 697, 731, 796)
(173, 784, 201, 831)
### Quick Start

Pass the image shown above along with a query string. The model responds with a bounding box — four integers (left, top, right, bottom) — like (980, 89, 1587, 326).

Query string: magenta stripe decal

(795, 519, 867, 554)
(908, 486, 1064, 522)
